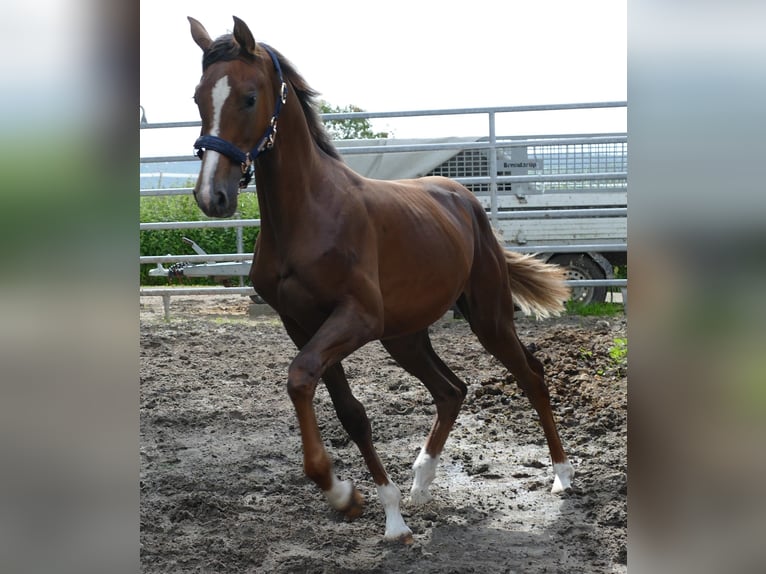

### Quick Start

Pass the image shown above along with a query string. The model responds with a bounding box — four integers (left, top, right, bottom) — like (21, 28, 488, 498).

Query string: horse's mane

(203, 35, 341, 161)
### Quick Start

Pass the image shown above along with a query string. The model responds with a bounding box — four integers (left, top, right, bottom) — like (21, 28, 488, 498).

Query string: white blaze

(198, 75, 231, 207)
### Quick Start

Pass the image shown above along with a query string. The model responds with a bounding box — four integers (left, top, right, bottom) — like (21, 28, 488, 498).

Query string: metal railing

(140, 102, 627, 313)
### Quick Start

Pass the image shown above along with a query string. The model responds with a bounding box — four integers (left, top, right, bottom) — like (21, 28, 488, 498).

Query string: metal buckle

(239, 157, 253, 189)
(241, 154, 251, 174)
(280, 82, 288, 104)
(266, 118, 278, 149)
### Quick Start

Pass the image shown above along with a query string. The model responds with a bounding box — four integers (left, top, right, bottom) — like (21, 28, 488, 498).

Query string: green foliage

(608, 337, 628, 363)
(612, 264, 628, 279)
(140, 193, 260, 285)
(565, 300, 625, 316)
(319, 100, 389, 140)
(579, 348, 594, 360)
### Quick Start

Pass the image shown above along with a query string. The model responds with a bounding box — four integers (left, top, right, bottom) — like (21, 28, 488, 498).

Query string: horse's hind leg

(322, 362, 414, 542)
(457, 295, 575, 493)
(382, 330, 467, 504)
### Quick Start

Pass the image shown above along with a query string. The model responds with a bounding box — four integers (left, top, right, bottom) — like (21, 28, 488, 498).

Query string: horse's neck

(253, 125, 328, 236)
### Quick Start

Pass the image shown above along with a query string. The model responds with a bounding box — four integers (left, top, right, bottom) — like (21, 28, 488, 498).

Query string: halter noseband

(193, 45, 287, 189)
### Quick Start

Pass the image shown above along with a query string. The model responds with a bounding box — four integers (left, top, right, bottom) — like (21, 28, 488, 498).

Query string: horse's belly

(379, 267, 466, 337)
(381, 300, 454, 337)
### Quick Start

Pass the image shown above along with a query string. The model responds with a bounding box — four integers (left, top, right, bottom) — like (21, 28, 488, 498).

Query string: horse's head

(188, 16, 286, 217)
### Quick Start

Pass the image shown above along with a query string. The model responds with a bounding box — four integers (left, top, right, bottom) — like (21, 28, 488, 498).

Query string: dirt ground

(140, 295, 627, 573)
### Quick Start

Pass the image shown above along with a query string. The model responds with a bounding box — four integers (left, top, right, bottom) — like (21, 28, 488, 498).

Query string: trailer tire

(548, 253, 607, 305)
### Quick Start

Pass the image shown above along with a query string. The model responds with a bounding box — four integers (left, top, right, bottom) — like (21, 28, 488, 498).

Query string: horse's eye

(245, 94, 256, 108)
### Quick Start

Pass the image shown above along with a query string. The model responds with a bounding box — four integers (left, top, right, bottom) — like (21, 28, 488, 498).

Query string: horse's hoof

(342, 486, 364, 521)
(384, 530, 414, 545)
(409, 487, 432, 506)
(551, 461, 575, 494)
(398, 532, 414, 545)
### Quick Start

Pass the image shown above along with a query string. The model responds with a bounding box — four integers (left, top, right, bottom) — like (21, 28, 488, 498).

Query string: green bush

(140, 193, 260, 285)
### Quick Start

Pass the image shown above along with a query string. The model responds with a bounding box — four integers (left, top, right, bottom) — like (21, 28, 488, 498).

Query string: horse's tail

(504, 250, 571, 319)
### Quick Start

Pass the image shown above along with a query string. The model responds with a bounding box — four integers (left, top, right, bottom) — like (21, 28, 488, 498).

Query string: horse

(187, 15, 575, 543)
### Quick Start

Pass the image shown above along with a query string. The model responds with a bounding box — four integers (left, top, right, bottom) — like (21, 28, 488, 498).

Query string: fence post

(488, 111, 498, 227)
(236, 217, 244, 287)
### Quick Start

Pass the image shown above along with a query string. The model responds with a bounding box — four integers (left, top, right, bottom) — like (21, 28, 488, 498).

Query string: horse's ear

(188, 16, 212, 52)
(232, 16, 257, 55)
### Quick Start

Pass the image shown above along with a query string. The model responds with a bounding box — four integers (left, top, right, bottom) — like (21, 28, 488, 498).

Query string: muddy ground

(140, 295, 627, 573)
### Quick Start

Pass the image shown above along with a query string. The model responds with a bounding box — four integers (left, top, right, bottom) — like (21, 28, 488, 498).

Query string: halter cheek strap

(193, 44, 287, 188)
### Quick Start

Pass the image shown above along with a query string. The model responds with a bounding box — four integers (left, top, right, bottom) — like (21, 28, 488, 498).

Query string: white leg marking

(324, 475, 353, 511)
(376, 481, 412, 541)
(410, 447, 439, 505)
(551, 460, 575, 494)
(197, 75, 230, 208)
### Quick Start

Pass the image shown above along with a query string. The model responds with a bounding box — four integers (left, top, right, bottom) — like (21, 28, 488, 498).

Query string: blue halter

(193, 44, 288, 188)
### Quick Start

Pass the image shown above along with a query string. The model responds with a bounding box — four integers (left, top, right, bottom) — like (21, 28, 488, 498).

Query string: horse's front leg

(286, 353, 363, 520)
(284, 303, 413, 543)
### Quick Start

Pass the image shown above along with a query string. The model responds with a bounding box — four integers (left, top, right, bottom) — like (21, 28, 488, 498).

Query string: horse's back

(361, 175, 478, 263)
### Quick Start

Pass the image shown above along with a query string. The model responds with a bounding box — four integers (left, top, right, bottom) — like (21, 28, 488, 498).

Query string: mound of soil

(140, 296, 626, 573)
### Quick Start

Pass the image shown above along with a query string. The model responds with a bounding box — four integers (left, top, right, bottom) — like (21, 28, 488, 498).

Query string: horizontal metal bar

(140, 120, 201, 130)
(143, 175, 625, 197)
(140, 219, 261, 231)
(140, 253, 253, 264)
(457, 172, 626, 185)
(323, 101, 627, 121)
(141, 135, 627, 164)
(141, 155, 198, 164)
(141, 185, 627, 200)
(564, 279, 627, 287)
(337, 135, 626, 156)
(140, 187, 257, 197)
(140, 204, 625, 232)
(139, 172, 626, 195)
(473, 189, 628, 200)
(508, 243, 627, 253)
(498, 131, 626, 141)
(139, 280, 627, 299)
(168, 262, 251, 277)
(140, 187, 194, 196)
(141, 243, 627, 267)
(141, 245, 626, 266)
(139, 101, 627, 130)
(497, 208, 626, 220)
(140, 287, 256, 296)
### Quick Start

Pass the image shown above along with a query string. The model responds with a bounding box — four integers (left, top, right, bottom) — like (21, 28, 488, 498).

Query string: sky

(140, 0, 626, 157)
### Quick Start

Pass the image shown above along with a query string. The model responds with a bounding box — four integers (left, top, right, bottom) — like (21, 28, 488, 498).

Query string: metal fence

(140, 102, 627, 314)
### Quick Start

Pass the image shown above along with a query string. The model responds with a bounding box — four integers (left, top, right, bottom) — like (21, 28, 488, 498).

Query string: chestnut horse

(187, 15, 574, 543)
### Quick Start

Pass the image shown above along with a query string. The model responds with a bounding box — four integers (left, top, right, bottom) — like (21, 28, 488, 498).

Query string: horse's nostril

(214, 189, 228, 210)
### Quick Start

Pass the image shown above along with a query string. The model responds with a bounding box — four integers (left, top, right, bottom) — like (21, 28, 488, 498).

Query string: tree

(318, 100, 389, 140)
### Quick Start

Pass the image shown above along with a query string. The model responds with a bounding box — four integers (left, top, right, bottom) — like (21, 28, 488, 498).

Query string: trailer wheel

(548, 254, 607, 305)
